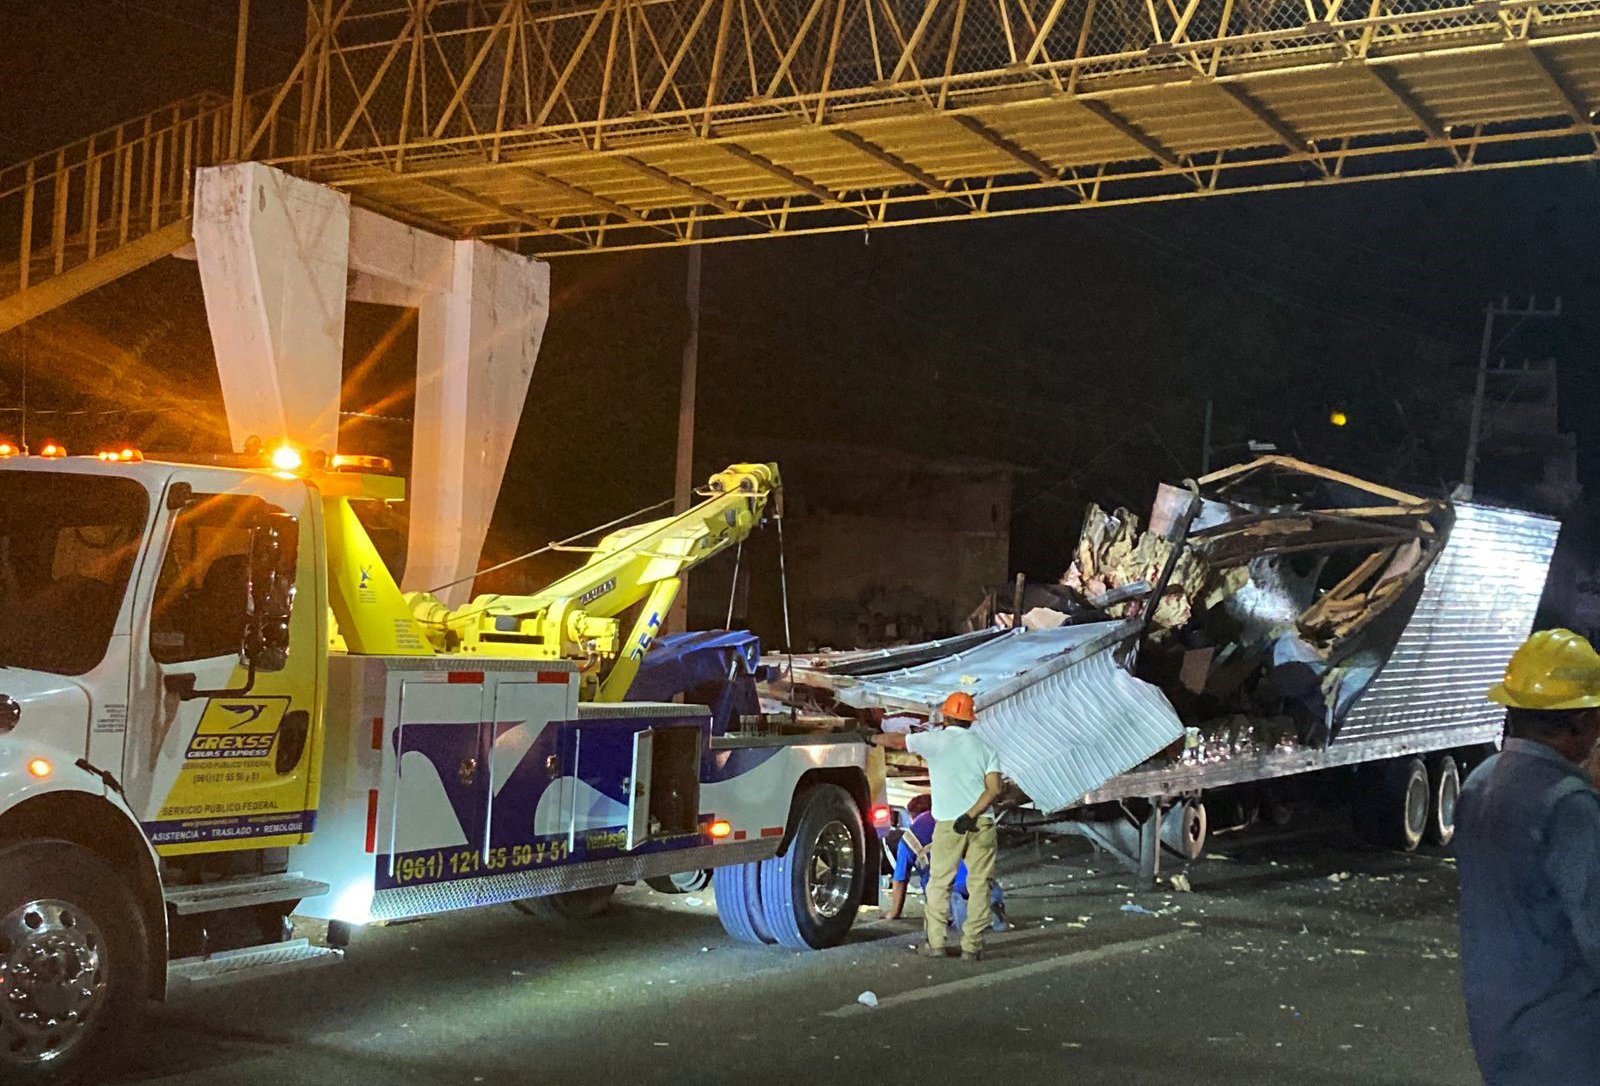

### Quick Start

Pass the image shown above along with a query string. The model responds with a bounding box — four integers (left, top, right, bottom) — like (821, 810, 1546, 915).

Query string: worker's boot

(914, 944, 955, 959)
(960, 948, 984, 962)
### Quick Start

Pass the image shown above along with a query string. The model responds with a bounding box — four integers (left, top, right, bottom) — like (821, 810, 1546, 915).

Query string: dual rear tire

(1353, 753, 1459, 851)
(714, 784, 867, 951)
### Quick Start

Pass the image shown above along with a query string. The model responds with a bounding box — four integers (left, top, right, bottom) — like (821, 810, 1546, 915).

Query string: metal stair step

(167, 939, 342, 989)
(163, 873, 329, 915)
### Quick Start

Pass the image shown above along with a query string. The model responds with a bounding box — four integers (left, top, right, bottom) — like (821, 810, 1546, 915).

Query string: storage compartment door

(626, 729, 654, 851)
(390, 680, 489, 864)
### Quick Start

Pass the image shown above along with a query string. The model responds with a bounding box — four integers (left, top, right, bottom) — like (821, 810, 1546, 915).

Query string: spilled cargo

(776, 457, 1559, 878)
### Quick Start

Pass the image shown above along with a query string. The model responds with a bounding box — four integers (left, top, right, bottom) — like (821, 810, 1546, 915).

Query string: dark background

(3, 0, 1597, 630)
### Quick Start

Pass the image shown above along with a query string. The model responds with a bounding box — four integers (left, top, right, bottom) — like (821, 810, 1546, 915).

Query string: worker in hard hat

(1456, 629, 1600, 1084)
(870, 690, 1003, 961)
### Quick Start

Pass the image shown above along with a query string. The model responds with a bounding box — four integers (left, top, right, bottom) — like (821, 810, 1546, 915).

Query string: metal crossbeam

(830, 130, 949, 193)
(1078, 100, 1184, 171)
(1368, 66, 1464, 166)
(948, 115, 1059, 181)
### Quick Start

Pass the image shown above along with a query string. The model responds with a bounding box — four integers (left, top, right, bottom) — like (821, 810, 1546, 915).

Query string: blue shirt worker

(881, 796, 1007, 932)
(1456, 628, 1600, 1085)
(871, 690, 1003, 961)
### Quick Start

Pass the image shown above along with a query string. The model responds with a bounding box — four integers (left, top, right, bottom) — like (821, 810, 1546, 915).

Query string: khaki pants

(925, 818, 998, 954)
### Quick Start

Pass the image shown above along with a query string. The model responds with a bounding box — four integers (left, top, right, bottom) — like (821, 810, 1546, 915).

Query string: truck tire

(0, 839, 151, 1086)
(512, 884, 616, 921)
(1354, 757, 1428, 852)
(1160, 800, 1208, 861)
(713, 862, 773, 945)
(645, 869, 712, 895)
(758, 785, 866, 950)
(1426, 755, 1460, 847)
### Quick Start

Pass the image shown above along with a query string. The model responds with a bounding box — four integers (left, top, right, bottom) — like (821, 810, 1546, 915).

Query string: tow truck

(0, 445, 881, 1084)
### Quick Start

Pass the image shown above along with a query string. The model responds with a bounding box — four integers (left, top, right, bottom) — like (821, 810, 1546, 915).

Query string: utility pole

(668, 225, 703, 634)
(228, 0, 252, 161)
(1462, 295, 1562, 497)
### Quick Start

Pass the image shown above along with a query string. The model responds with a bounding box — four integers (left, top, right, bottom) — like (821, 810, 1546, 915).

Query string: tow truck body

(0, 452, 879, 1083)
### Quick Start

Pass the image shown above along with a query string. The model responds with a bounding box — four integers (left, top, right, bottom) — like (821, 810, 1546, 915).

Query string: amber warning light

(708, 820, 733, 839)
(38, 442, 65, 459)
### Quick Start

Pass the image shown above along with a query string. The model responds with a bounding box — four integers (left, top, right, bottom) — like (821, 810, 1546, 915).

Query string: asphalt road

(114, 814, 1479, 1086)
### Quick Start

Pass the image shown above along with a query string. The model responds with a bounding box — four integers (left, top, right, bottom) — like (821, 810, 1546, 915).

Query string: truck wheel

(1426, 755, 1460, 847)
(758, 785, 866, 950)
(1160, 800, 1208, 861)
(713, 862, 773, 945)
(0, 840, 151, 1086)
(512, 884, 616, 921)
(645, 869, 712, 895)
(1354, 758, 1428, 852)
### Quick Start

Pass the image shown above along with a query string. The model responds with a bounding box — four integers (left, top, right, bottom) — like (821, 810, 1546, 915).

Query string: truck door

(124, 472, 324, 854)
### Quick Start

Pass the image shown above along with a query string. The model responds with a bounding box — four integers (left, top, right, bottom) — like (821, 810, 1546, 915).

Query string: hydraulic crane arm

(407, 463, 780, 700)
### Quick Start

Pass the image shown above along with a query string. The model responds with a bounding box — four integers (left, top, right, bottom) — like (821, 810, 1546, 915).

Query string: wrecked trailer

(779, 457, 1559, 883)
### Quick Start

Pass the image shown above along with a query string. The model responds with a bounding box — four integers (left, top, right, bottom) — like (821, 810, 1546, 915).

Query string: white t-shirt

(906, 726, 1001, 822)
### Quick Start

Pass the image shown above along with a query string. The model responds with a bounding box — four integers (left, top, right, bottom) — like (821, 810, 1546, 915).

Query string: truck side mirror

(244, 513, 299, 673)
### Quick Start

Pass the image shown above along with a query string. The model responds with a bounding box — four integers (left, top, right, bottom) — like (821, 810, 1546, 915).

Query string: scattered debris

(857, 991, 879, 1008)
(1169, 873, 1192, 892)
(1328, 871, 1352, 883)
(1120, 903, 1155, 916)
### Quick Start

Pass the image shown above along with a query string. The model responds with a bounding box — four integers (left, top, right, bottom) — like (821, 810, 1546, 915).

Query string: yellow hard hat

(1488, 629, 1600, 710)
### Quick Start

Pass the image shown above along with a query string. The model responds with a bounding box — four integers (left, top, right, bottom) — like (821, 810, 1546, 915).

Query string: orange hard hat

(940, 691, 976, 723)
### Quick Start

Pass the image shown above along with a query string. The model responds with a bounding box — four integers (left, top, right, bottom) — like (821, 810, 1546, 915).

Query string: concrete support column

(405, 241, 548, 605)
(194, 162, 349, 453)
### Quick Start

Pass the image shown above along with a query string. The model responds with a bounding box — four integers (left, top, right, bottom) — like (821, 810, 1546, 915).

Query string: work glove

(953, 813, 978, 835)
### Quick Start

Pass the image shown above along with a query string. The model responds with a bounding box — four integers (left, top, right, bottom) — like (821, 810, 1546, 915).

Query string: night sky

(4, 1, 1599, 610)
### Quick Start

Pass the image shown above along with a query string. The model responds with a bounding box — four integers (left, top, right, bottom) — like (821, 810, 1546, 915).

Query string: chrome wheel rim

(1439, 769, 1459, 832)
(0, 899, 109, 1066)
(806, 821, 857, 920)
(1406, 773, 1429, 838)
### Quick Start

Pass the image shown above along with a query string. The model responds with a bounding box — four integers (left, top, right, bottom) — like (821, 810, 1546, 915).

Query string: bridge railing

(0, 93, 239, 299)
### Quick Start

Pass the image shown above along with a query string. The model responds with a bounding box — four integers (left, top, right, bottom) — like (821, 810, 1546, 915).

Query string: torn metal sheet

(971, 635, 1187, 813)
(792, 621, 1186, 813)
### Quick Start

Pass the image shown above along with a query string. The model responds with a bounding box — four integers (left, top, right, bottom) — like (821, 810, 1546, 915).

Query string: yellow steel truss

(2, 0, 1598, 319)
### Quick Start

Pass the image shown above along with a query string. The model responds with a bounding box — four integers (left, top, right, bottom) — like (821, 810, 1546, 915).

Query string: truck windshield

(0, 472, 149, 675)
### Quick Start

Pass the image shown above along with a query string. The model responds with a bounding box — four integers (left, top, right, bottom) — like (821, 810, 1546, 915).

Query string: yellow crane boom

(406, 462, 780, 700)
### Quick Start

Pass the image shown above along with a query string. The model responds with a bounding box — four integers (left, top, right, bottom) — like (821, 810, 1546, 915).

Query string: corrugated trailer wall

(1336, 503, 1561, 745)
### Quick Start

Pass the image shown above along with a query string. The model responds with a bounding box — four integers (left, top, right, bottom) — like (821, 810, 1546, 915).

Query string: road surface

(115, 814, 1478, 1086)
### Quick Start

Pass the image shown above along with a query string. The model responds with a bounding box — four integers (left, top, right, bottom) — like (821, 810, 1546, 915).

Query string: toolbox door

(625, 729, 654, 851)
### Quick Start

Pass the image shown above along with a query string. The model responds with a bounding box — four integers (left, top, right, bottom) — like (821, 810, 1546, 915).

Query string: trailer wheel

(758, 785, 866, 950)
(1160, 800, 1208, 861)
(512, 884, 616, 921)
(1354, 758, 1429, 852)
(1426, 755, 1460, 847)
(713, 863, 773, 945)
(0, 840, 150, 1086)
(646, 869, 713, 895)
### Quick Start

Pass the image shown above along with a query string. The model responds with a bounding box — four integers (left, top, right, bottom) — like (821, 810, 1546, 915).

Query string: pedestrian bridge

(3, 0, 1598, 330)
